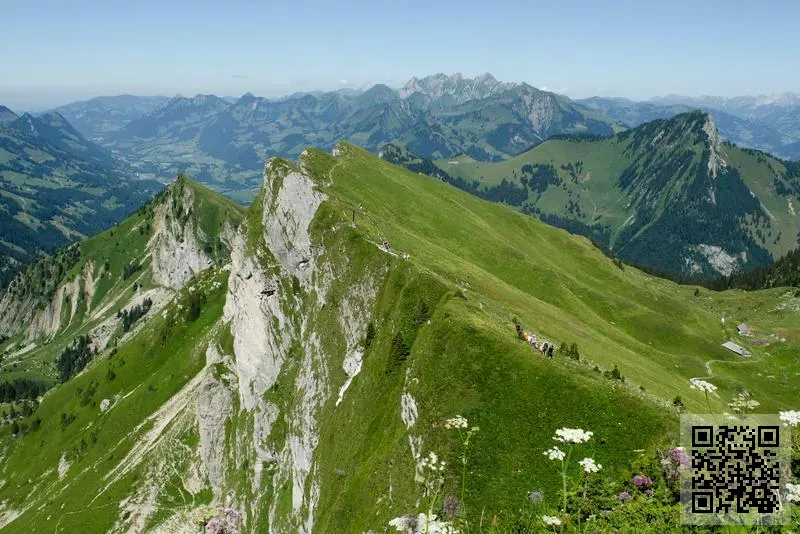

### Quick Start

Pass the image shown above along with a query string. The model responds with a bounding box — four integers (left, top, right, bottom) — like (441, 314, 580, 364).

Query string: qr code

(680, 414, 790, 525)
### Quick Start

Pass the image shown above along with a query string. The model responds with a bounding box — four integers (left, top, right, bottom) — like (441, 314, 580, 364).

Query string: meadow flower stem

(561, 446, 572, 514)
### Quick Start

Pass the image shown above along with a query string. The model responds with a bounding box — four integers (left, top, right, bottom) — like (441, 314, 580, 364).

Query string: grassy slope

(302, 144, 800, 529)
(435, 129, 800, 258)
(0, 269, 228, 532)
(328, 144, 799, 414)
(0, 147, 797, 532)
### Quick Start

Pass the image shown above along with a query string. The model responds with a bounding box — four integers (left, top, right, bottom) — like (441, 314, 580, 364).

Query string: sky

(2, 0, 799, 110)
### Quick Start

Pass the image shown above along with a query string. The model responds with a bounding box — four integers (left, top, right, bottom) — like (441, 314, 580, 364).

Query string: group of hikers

(515, 321, 554, 359)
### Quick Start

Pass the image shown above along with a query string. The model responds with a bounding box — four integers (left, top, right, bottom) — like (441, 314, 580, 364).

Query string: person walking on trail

(547, 345, 554, 359)
(542, 342, 549, 355)
(515, 322, 522, 338)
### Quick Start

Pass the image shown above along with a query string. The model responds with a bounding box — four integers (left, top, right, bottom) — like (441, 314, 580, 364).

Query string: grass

(0, 268, 228, 532)
(433, 115, 799, 268)
(289, 143, 800, 529)
(1, 144, 798, 532)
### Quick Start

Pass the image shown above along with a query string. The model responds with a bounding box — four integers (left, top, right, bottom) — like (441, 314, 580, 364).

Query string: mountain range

(51, 95, 170, 140)
(57, 74, 620, 200)
(0, 144, 797, 532)
(37, 76, 800, 207)
(0, 107, 161, 287)
(579, 94, 800, 160)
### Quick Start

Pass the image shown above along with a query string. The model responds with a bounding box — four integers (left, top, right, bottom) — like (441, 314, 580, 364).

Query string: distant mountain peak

(399, 72, 516, 105)
(0, 105, 18, 122)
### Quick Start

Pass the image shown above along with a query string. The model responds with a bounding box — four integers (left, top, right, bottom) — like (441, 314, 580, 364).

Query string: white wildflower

(690, 378, 717, 393)
(542, 515, 561, 526)
(444, 415, 468, 429)
(420, 451, 446, 472)
(578, 457, 602, 473)
(544, 447, 566, 461)
(389, 512, 457, 533)
(553, 427, 593, 444)
(786, 483, 800, 503)
(779, 410, 800, 427)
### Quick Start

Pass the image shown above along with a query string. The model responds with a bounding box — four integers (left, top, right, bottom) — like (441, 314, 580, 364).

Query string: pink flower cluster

(669, 447, 691, 470)
(632, 474, 653, 488)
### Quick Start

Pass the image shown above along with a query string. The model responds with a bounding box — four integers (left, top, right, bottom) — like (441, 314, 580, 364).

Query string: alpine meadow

(2, 1, 800, 533)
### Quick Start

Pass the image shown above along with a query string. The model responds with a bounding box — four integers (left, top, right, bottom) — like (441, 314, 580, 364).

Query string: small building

(737, 324, 752, 336)
(722, 341, 751, 357)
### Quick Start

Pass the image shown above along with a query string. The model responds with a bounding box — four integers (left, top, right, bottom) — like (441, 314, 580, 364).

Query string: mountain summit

(399, 72, 515, 106)
(429, 110, 800, 276)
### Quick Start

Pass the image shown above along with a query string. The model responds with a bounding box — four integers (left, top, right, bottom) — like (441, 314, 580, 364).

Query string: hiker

(547, 345, 554, 359)
(515, 322, 522, 337)
(542, 342, 549, 355)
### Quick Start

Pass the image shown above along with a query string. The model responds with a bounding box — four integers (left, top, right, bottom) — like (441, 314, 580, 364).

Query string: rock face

(196, 345, 235, 494)
(148, 180, 213, 290)
(217, 154, 384, 533)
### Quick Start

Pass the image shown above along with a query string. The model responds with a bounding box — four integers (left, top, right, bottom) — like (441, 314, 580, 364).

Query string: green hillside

(0, 146, 797, 532)
(0, 110, 163, 288)
(0, 174, 243, 388)
(432, 111, 800, 277)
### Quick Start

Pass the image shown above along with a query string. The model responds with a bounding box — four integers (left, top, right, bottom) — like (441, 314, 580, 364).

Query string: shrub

(363, 321, 376, 350)
(386, 333, 411, 375)
(186, 290, 206, 322)
(604, 364, 624, 382)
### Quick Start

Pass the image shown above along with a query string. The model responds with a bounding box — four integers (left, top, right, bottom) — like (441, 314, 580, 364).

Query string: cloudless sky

(2, 0, 799, 110)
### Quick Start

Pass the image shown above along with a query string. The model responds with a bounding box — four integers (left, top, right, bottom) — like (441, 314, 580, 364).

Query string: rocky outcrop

(261, 162, 327, 286)
(702, 115, 727, 179)
(196, 345, 235, 495)
(220, 155, 385, 533)
(148, 180, 213, 290)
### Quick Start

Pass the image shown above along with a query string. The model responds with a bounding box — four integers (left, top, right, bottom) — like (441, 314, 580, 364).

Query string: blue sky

(2, 0, 799, 109)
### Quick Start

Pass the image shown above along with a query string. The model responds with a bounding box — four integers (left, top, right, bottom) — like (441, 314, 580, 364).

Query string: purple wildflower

(644, 489, 653, 497)
(443, 495, 460, 519)
(205, 519, 224, 534)
(617, 491, 632, 501)
(669, 447, 691, 470)
(225, 507, 242, 522)
(632, 474, 653, 487)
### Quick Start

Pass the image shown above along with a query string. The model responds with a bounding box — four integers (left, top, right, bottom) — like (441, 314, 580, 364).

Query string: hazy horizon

(3, 75, 800, 114)
(3, 0, 800, 111)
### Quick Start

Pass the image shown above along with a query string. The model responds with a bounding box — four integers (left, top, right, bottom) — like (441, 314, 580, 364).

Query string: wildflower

(528, 490, 544, 504)
(389, 512, 456, 533)
(444, 415, 468, 429)
(779, 410, 800, 427)
(442, 495, 460, 519)
(553, 427, 593, 444)
(729, 392, 760, 414)
(632, 474, 653, 487)
(542, 515, 561, 526)
(544, 446, 566, 461)
(670, 447, 691, 469)
(644, 489, 653, 497)
(420, 451, 446, 472)
(689, 378, 717, 393)
(578, 457, 602, 473)
(205, 519, 223, 534)
(617, 491, 632, 501)
(785, 483, 800, 503)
